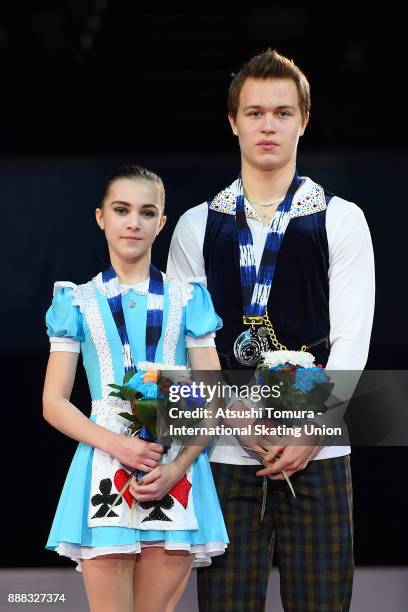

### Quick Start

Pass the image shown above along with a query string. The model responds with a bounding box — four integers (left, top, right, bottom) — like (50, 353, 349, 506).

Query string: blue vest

(203, 194, 333, 369)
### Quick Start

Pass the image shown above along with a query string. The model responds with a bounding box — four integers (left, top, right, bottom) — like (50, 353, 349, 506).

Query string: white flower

(261, 350, 315, 369)
(136, 361, 190, 373)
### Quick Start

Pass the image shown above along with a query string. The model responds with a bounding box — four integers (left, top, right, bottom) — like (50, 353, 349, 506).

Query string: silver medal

(233, 326, 270, 366)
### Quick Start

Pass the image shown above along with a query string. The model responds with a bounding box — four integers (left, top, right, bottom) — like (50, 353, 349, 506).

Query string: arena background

(0, 1, 407, 609)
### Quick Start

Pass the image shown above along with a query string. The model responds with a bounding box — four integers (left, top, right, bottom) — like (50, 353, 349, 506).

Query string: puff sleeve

(184, 282, 222, 348)
(45, 282, 84, 353)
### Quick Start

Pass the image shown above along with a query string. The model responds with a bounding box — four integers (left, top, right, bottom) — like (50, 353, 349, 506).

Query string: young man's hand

(256, 444, 321, 479)
(255, 424, 323, 478)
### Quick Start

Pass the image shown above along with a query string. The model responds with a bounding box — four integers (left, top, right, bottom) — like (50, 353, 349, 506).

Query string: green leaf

(109, 391, 123, 399)
(121, 387, 137, 401)
(134, 398, 158, 422)
(108, 383, 123, 390)
(130, 399, 158, 439)
(123, 370, 136, 385)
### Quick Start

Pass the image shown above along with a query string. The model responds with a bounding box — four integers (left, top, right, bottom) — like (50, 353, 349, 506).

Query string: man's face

(229, 77, 309, 171)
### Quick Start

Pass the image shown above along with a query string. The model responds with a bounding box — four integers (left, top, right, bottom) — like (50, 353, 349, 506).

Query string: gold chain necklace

(243, 309, 308, 352)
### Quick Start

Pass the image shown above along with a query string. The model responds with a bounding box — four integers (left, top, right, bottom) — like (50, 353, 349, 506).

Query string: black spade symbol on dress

(140, 494, 174, 522)
(91, 478, 122, 518)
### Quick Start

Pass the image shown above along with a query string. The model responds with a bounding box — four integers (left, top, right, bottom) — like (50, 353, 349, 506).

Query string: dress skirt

(46, 417, 228, 571)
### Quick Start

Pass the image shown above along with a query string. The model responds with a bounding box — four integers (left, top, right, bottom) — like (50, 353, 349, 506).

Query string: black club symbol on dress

(140, 494, 174, 523)
(91, 478, 122, 518)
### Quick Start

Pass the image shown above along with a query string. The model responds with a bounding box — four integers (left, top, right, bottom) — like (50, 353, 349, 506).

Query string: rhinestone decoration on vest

(210, 178, 326, 219)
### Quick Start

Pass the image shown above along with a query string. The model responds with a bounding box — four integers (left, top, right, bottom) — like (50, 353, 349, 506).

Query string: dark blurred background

(1, 1, 407, 154)
(0, 1, 407, 568)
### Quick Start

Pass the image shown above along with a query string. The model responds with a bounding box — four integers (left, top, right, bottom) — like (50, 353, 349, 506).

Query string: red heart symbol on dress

(114, 469, 134, 509)
(169, 474, 191, 509)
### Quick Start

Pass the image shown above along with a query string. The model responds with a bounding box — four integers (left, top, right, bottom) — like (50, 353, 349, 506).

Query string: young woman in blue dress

(42, 165, 228, 612)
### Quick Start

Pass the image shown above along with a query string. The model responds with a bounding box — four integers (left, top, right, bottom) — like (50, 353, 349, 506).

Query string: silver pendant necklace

(245, 193, 285, 208)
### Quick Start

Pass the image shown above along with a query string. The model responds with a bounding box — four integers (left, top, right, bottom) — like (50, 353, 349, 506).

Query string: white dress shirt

(166, 177, 375, 464)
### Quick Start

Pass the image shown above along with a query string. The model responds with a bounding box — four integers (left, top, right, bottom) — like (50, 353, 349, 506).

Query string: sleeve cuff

(49, 337, 81, 353)
(185, 332, 216, 348)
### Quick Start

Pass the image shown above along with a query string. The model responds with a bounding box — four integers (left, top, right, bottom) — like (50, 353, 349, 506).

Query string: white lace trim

(59, 275, 187, 400)
(82, 282, 115, 399)
(53, 281, 78, 296)
(70, 284, 89, 314)
(91, 397, 131, 416)
(52, 281, 98, 315)
(210, 177, 326, 219)
(70, 276, 186, 399)
(56, 540, 227, 572)
(136, 361, 190, 374)
(93, 271, 166, 296)
(162, 279, 183, 366)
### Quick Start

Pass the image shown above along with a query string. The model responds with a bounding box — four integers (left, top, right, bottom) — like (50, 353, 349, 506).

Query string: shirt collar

(210, 176, 326, 219)
(93, 273, 151, 296)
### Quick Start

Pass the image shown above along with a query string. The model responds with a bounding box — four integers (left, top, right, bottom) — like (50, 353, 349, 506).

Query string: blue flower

(125, 371, 145, 391)
(125, 372, 162, 399)
(174, 383, 207, 409)
(293, 367, 328, 393)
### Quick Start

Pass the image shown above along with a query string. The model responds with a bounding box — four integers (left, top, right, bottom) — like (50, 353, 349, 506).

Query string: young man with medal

(167, 49, 375, 611)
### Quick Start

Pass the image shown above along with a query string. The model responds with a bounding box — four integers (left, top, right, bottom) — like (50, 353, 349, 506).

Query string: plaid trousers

(197, 456, 353, 612)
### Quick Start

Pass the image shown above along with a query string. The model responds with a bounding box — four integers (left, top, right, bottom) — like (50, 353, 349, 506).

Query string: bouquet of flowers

(253, 350, 333, 509)
(256, 350, 333, 416)
(109, 368, 171, 451)
(104, 365, 206, 516)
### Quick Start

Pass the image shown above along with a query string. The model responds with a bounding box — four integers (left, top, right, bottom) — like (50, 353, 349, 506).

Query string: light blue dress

(45, 273, 228, 569)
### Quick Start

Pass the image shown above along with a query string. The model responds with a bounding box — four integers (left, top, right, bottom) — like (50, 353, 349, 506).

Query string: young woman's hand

(127, 347, 223, 502)
(112, 435, 164, 473)
(129, 462, 183, 502)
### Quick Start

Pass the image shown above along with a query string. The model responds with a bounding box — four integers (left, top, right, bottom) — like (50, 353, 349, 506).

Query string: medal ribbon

(102, 264, 164, 370)
(235, 173, 302, 317)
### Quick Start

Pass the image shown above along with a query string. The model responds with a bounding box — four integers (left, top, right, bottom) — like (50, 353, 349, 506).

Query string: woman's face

(95, 178, 166, 264)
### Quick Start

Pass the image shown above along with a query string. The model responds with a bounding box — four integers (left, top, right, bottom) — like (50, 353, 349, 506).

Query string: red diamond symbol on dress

(169, 474, 191, 509)
(114, 469, 133, 509)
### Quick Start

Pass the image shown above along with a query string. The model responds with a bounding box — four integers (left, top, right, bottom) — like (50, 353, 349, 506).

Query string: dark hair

(227, 48, 310, 121)
(101, 164, 165, 208)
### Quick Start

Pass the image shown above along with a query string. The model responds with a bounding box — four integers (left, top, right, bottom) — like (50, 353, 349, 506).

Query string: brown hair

(227, 48, 310, 121)
(101, 164, 165, 208)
